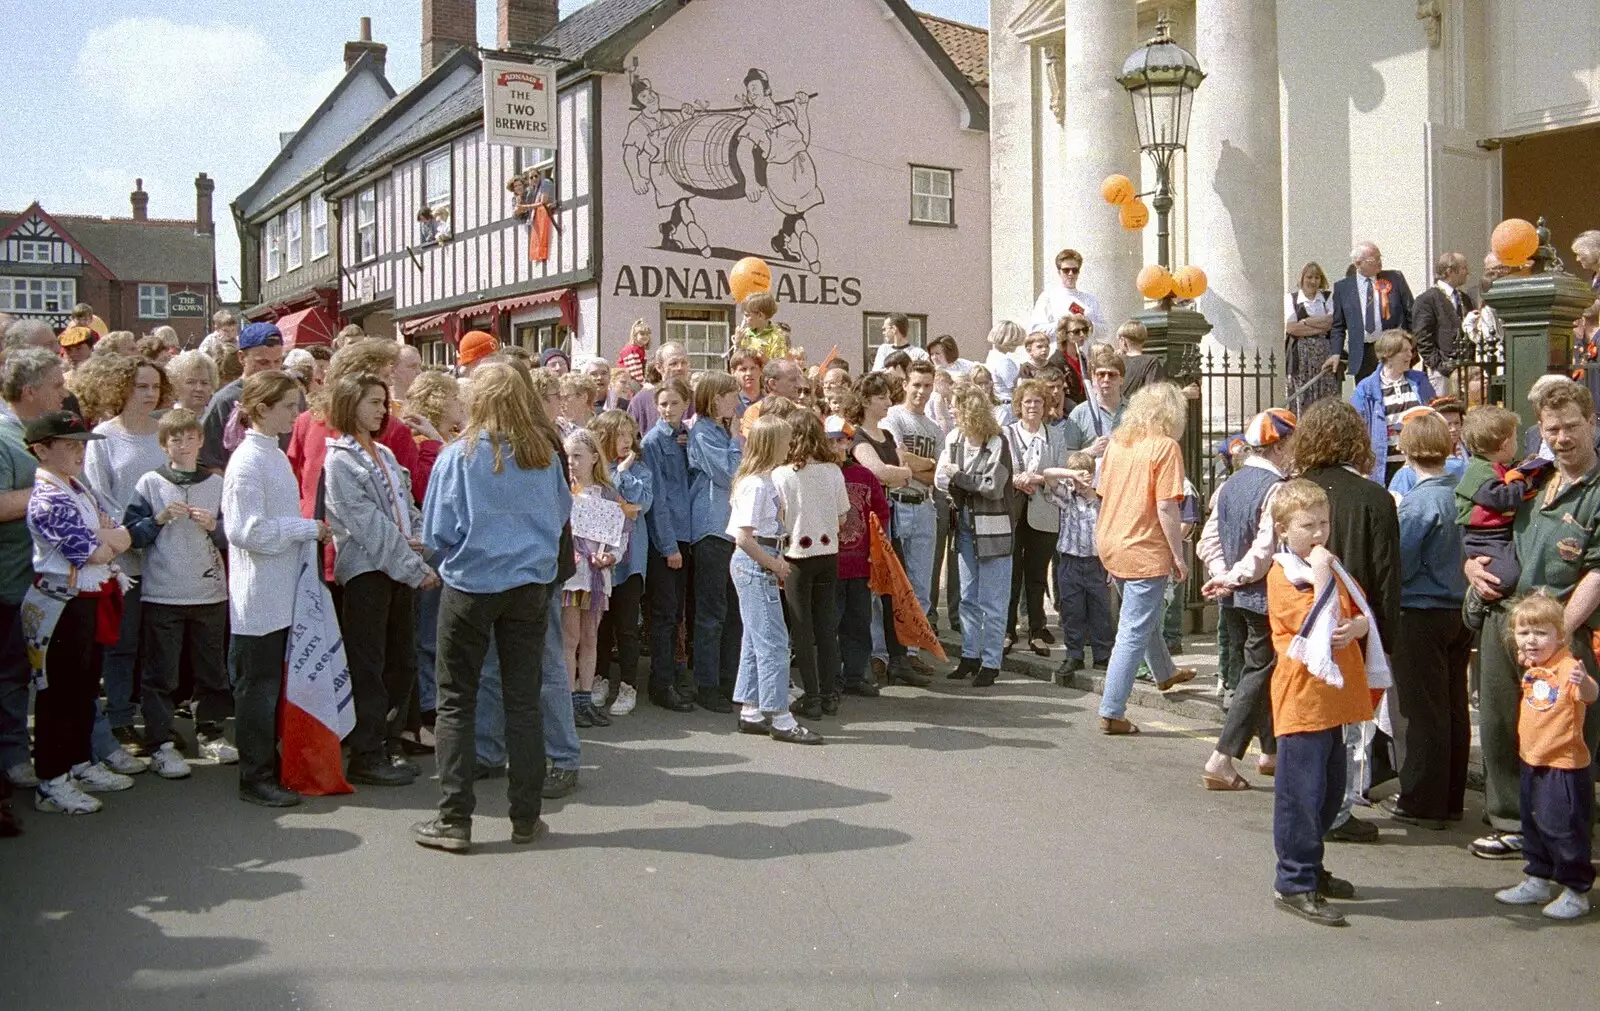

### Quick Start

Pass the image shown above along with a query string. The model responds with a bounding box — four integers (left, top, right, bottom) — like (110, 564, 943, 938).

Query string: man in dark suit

(1412, 251, 1474, 392)
(1328, 241, 1414, 381)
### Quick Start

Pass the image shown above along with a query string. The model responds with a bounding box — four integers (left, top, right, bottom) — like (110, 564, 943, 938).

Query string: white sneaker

(1495, 876, 1558, 905)
(199, 735, 240, 765)
(34, 774, 102, 814)
(5, 760, 38, 788)
(150, 742, 192, 780)
(1542, 887, 1592, 920)
(71, 760, 134, 793)
(610, 683, 637, 716)
(101, 746, 150, 776)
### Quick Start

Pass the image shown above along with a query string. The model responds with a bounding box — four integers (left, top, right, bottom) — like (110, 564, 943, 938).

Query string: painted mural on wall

(621, 61, 826, 274)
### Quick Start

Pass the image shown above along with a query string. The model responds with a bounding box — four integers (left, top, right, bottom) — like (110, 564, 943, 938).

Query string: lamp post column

(1186, 0, 1284, 365)
(1062, 0, 1141, 334)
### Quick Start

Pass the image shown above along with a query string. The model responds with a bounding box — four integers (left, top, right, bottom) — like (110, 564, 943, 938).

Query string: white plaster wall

(597, 0, 992, 367)
(1487, 0, 1600, 137)
(988, 0, 1039, 324)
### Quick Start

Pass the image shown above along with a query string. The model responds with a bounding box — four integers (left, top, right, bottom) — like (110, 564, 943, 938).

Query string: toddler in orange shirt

(1266, 479, 1383, 928)
(1492, 592, 1597, 920)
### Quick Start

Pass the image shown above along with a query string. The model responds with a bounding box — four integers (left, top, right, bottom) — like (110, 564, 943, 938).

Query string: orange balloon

(1491, 218, 1539, 267)
(1172, 265, 1208, 300)
(729, 257, 772, 303)
(1119, 199, 1150, 231)
(1136, 264, 1173, 300)
(1101, 174, 1134, 206)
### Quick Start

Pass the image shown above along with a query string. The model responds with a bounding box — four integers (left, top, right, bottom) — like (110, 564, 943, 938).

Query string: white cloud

(63, 17, 345, 299)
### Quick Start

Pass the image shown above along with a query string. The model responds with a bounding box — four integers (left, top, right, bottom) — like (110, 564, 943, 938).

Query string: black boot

(696, 686, 733, 713)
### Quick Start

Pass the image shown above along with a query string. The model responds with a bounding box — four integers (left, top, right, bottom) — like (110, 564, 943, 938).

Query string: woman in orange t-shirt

(1093, 382, 1191, 733)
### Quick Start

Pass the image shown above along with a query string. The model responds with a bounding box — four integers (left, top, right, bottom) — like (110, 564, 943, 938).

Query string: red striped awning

(275, 305, 340, 347)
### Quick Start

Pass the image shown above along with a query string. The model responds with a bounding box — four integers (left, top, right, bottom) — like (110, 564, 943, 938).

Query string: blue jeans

(100, 584, 142, 728)
(955, 527, 1011, 669)
(892, 499, 936, 652)
(415, 583, 441, 713)
(691, 536, 741, 690)
(836, 576, 874, 687)
(1099, 576, 1176, 720)
(476, 594, 580, 771)
(1273, 727, 1345, 895)
(1056, 553, 1113, 663)
(730, 552, 790, 713)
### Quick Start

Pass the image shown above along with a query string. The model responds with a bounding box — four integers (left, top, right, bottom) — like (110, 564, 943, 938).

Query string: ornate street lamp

(1117, 13, 1205, 271)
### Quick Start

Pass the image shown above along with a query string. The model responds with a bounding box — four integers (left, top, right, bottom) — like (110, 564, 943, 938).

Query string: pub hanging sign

(481, 58, 557, 149)
(166, 291, 207, 318)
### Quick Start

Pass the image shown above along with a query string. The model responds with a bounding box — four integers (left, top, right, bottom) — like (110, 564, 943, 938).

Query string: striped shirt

(1381, 376, 1419, 461)
(1049, 483, 1099, 558)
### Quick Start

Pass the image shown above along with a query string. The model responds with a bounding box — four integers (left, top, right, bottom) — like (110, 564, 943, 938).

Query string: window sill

(909, 219, 957, 229)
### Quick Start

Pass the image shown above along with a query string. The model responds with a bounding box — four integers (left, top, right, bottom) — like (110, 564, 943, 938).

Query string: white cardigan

(223, 430, 320, 636)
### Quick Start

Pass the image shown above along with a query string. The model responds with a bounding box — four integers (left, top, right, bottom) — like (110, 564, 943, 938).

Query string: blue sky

(0, 0, 989, 304)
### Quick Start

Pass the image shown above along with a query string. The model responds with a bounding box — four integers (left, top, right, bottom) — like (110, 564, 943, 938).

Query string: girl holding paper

(561, 429, 631, 728)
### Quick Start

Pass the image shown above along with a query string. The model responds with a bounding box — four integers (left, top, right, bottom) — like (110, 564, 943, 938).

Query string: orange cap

(458, 330, 499, 366)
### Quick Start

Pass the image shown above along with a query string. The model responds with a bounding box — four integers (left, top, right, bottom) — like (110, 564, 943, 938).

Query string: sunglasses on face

(1058, 267, 1080, 274)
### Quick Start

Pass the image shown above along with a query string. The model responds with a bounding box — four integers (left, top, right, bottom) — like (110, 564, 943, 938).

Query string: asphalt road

(2, 670, 1595, 1009)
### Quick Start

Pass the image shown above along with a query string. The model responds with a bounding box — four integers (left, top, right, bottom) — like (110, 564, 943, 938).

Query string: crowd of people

(0, 233, 1596, 928)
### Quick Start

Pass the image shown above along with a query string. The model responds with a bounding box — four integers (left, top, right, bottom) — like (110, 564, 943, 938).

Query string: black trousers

(836, 576, 873, 687)
(140, 601, 229, 745)
(691, 536, 741, 691)
(231, 628, 289, 789)
(1216, 608, 1277, 758)
(434, 582, 550, 828)
(1392, 606, 1473, 819)
(785, 554, 841, 698)
(1006, 519, 1056, 639)
(342, 572, 418, 765)
(1522, 764, 1596, 892)
(596, 572, 643, 692)
(33, 597, 100, 781)
(647, 545, 689, 693)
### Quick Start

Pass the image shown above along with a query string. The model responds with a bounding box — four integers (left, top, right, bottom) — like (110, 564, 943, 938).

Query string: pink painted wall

(596, 0, 991, 370)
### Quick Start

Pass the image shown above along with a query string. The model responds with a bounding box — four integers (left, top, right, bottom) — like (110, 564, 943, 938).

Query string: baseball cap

(24, 410, 104, 445)
(1217, 432, 1247, 463)
(1244, 407, 1297, 448)
(59, 326, 95, 348)
(825, 415, 854, 440)
(238, 322, 284, 350)
(458, 330, 499, 367)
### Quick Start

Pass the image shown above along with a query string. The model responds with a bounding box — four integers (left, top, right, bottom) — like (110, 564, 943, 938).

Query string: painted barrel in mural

(663, 111, 759, 200)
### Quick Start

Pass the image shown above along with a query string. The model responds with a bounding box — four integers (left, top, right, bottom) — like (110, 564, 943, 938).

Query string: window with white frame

(17, 240, 52, 263)
(285, 204, 303, 270)
(357, 186, 377, 262)
(0, 276, 75, 313)
(910, 166, 954, 226)
(310, 197, 328, 260)
(664, 306, 732, 373)
(138, 284, 169, 319)
(265, 217, 282, 280)
(516, 146, 554, 174)
(422, 150, 452, 241)
(863, 312, 927, 371)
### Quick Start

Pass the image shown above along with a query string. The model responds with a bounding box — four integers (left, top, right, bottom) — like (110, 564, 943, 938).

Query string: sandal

(1202, 771, 1252, 791)
(1157, 668, 1198, 692)
(1099, 717, 1140, 735)
(1256, 759, 1277, 777)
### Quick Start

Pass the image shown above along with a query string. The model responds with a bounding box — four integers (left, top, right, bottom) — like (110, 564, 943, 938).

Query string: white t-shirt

(872, 342, 930, 372)
(984, 348, 1021, 401)
(1028, 285, 1107, 340)
(773, 462, 849, 558)
(727, 473, 783, 541)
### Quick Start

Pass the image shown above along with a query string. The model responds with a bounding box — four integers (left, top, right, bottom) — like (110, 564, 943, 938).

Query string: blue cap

(239, 322, 283, 350)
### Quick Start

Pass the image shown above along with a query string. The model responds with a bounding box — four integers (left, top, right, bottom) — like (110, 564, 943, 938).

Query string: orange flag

(530, 204, 553, 262)
(866, 514, 947, 662)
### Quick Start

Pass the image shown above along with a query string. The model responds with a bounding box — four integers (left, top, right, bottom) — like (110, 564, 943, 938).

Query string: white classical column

(1061, 0, 1141, 334)
(1187, 0, 1284, 359)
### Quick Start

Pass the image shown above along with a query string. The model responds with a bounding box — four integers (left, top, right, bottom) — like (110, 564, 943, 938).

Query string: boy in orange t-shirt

(1492, 592, 1597, 920)
(1265, 480, 1375, 927)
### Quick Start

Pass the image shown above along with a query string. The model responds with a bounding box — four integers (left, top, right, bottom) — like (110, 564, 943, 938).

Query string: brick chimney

(130, 179, 148, 221)
(498, 0, 559, 49)
(421, 0, 476, 72)
(344, 16, 388, 76)
(195, 173, 215, 235)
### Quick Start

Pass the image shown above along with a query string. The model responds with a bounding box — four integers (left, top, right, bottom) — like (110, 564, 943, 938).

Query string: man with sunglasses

(1029, 248, 1107, 342)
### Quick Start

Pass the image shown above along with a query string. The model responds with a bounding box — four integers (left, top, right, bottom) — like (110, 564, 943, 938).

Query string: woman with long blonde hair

(1093, 382, 1192, 734)
(729, 414, 821, 743)
(937, 385, 1014, 686)
(414, 360, 571, 853)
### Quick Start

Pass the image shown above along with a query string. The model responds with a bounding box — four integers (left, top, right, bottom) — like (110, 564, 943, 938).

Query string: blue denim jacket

(422, 433, 570, 594)
(1397, 473, 1466, 608)
(610, 458, 654, 582)
(642, 420, 690, 555)
(688, 418, 742, 544)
